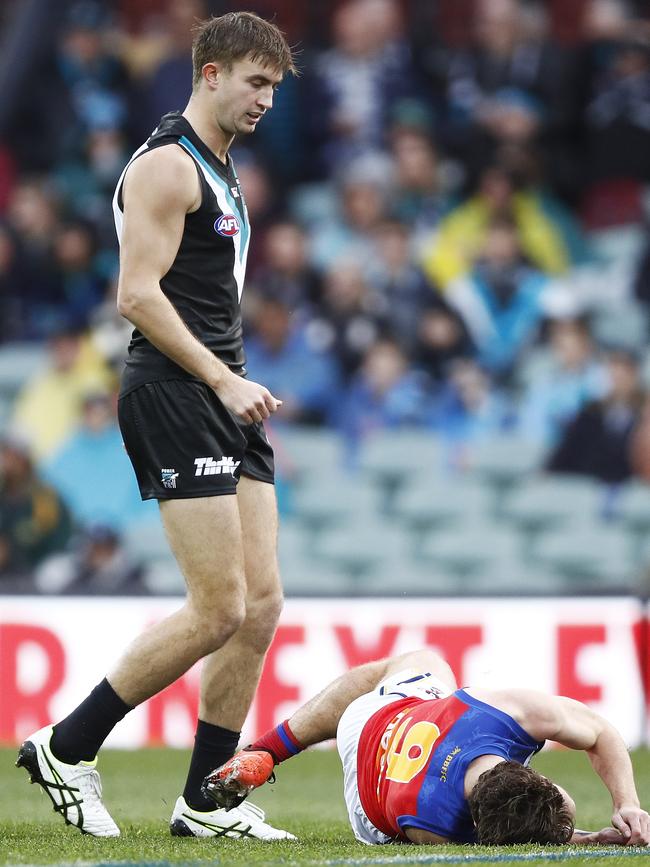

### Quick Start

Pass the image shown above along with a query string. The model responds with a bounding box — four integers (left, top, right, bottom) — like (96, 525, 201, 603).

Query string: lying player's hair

(467, 761, 574, 845)
(192, 11, 297, 86)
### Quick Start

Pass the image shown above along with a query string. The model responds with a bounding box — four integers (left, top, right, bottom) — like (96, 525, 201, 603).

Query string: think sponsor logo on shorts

(161, 468, 179, 489)
(214, 214, 240, 237)
(194, 456, 241, 477)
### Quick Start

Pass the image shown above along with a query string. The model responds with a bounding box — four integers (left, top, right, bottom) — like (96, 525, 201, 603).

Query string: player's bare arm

(503, 690, 650, 846)
(117, 145, 280, 424)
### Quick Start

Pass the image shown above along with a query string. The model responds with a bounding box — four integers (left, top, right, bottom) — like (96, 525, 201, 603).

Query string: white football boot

(16, 725, 120, 837)
(170, 795, 296, 840)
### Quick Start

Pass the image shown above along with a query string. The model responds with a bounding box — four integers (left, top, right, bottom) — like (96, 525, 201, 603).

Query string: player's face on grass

(211, 57, 283, 136)
(553, 782, 576, 820)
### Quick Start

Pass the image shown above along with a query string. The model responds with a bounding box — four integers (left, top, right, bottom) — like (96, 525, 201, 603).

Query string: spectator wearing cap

(547, 347, 646, 484)
(43, 389, 153, 530)
(12, 326, 114, 459)
(444, 214, 549, 380)
(0, 433, 72, 585)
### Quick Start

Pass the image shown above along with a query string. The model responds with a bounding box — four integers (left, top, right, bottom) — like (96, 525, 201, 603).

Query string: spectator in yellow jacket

(421, 165, 569, 290)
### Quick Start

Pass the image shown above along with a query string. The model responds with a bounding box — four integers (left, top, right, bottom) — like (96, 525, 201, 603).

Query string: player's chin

(237, 117, 258, 134)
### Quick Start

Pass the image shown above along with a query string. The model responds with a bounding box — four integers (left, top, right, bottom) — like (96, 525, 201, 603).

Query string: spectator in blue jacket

(245, 295, 340, 425)
(43, 390, 154, 530)
(446, 214, 548, 380)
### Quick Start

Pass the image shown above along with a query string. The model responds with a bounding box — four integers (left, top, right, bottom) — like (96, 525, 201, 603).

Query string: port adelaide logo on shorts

(161, 468, 179, 489)
(214, 213, 240, 237)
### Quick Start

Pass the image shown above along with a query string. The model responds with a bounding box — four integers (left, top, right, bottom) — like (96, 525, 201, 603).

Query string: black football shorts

(118, 379, 275, 500)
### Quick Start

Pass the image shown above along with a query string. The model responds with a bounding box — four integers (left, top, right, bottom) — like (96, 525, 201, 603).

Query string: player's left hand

(611, 806, 650, 846)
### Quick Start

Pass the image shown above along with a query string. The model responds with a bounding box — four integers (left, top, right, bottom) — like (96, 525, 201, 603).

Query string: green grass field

(1, 747, 649, 867)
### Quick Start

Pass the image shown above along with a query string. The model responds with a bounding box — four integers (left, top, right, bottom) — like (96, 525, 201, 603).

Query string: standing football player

(17, 11, 296, 840)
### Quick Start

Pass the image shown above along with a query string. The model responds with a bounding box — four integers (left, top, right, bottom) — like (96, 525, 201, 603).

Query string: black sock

(183, 720, 240, 811)
(50, 678, 132, 764)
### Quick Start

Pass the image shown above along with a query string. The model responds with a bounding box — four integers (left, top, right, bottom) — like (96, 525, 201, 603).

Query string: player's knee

(240, 581, 284, 650)
(189, 597, 247, 653)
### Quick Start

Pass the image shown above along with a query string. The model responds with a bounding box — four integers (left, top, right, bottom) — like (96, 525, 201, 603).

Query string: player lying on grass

(204, 649, 650, 846)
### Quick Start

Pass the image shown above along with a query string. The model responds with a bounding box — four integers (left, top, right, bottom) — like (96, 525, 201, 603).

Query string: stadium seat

(364, 561, 463, 596)
(419, 521, 522, 578)
(315, 518, 413, 579)
(358, 429, 442, 491)
(532, 524, 636, 588)
(269, 425, 342, 479)
(292, 471, 383, 530)
(463, 563, 578, 596)
(281, 560, 359, 596)
(393, 477, 494, 530)
(502, 475, 604, 534)
(467, 436, 545, 492)
(615, 482, 650, 532)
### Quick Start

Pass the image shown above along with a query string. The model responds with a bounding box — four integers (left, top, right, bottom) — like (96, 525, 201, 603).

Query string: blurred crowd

(1, 0, 650, 591)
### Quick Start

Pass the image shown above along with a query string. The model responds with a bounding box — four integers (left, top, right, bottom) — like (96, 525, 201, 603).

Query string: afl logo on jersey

(214, 214, 240, 237)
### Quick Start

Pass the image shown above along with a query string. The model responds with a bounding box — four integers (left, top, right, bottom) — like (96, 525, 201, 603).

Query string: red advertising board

(0, 597, 646, 747)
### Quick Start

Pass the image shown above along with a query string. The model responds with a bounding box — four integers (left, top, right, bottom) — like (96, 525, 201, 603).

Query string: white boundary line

(10, 849, 650, 867)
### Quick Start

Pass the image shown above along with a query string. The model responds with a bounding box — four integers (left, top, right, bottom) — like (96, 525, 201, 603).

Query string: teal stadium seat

(358, 430, 442, 491)
(503, 475, 603, 535)
(292, 470, 382, 530)
(616, 482, 650, 532)
(270, 425, 342, 480)
(467, 436, 545, 493)
(315, 517, 413, 580)
(419, 520, 521, 578)
(531, 523, 636, 590)
(393, 477, 494, 530)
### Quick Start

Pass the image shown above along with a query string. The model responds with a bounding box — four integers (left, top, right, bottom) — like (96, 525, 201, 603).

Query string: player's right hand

(611, 806, 650, 846)
(214, 371, 282, 424)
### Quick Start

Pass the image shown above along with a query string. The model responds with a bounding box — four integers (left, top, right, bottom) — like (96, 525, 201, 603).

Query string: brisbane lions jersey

(113, 112, 250, 396)
(356, 690, 544, 842)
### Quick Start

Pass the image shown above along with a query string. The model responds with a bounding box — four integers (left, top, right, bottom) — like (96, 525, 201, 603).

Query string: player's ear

(202, 62, 221, 88)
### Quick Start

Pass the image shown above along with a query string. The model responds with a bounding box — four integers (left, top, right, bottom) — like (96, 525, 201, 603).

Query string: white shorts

(336, 669, 453, 845)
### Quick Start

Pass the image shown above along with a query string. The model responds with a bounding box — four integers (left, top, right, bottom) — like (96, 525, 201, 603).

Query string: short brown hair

(468, 762, 574, 845)
(192, 11, 296, 87)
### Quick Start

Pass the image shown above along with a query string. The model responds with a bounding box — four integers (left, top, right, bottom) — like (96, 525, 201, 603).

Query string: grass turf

(1, 746, 649, 867)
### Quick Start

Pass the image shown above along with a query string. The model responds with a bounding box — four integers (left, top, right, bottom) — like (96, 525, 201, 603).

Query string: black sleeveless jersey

(112, 112, 250, 396)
